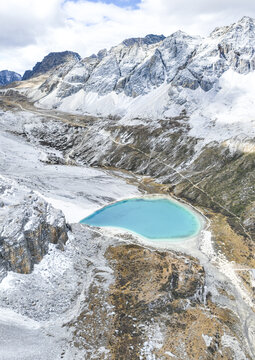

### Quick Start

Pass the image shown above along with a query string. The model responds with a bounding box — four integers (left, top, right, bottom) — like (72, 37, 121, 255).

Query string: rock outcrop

(0, 176, 68, 276)
(122, 34, 166, 46)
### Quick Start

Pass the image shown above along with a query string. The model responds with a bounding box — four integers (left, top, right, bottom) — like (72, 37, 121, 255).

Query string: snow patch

(202, 334, 212, 347)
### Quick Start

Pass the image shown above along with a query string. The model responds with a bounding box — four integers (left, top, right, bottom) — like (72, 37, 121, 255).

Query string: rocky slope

(0, 70, 21, 85)
(0, 176, 68, 278)
(0, 98, 253, 358)
(1, 217, 252, 359)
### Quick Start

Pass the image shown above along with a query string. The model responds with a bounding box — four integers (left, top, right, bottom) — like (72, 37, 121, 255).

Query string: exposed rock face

(0, 176, 68, 276)
(22, 51, 81, 80)
(0, 70, 21, 85)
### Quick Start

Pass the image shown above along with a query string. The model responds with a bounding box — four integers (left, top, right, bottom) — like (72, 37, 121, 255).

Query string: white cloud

(0, 0, 62, 47)
(0, 0, 254, 75)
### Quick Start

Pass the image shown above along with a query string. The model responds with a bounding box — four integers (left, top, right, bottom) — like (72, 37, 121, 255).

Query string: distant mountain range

(5, 16, 253, 125)
(0, 70, 21, 86)
(3, 16, 255, 122)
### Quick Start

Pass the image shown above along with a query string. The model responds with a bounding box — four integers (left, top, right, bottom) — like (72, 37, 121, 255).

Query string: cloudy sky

(0, 0, 254, 75)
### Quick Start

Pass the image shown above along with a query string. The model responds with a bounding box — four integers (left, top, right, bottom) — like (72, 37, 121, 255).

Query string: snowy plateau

(0, 16, 254, 360)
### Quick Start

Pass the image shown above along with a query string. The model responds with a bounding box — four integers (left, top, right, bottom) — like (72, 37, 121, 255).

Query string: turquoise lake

(80, 198, 201, 241)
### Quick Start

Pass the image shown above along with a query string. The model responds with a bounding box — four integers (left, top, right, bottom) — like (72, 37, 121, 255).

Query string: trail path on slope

(0, 97, 92, 129)
(110, 137, 253, 242)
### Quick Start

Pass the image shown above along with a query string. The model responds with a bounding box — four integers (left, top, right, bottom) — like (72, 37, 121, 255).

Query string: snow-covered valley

(0, 112, 140, 223)
(0, 98, 254, 360)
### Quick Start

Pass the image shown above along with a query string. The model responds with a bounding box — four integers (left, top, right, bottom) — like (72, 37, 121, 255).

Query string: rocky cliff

(0, 176, 68, 277)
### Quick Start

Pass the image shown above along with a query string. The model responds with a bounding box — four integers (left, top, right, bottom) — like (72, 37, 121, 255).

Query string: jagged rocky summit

(22, 50, 81, 80)
(0, 70, 21, 86)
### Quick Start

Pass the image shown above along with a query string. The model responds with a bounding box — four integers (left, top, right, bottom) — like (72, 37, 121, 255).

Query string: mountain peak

(234, 15, 255, 31)
(238, 16, 255, 24)
(210, 16, 255, 39)
(169, 30, 193, 39)
(122, 34, 165, 47)
(22, 51, 81, 81)
(0, 70, 21, 86)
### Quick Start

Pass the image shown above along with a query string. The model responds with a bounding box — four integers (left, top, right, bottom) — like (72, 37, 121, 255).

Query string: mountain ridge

(8, 15, 253, 125)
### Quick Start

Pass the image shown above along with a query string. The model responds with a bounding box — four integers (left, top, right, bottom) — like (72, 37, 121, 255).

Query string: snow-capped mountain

(16, 16, 255, 128)
(0, 70, 21, 85)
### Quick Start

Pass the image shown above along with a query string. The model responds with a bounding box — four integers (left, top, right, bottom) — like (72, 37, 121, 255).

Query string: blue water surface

(80, 198, 201, 241)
